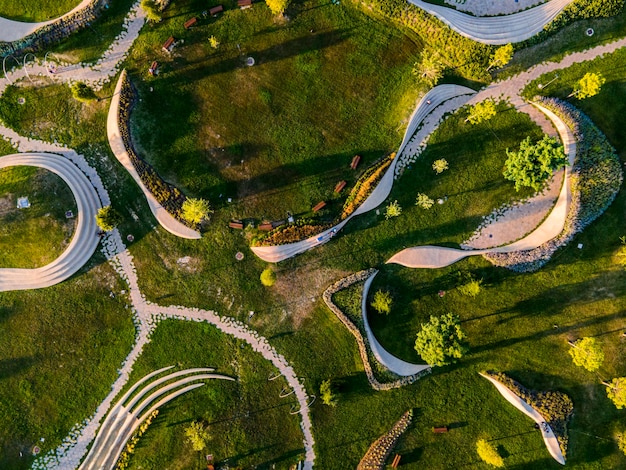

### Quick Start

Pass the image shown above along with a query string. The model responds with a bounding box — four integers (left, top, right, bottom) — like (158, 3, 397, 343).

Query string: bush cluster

(486, 371, 573, 457)
(357, 410, 413, 469)
(255, 221, 333, 246)
(341, 153, 396, 220)
(117, 74, 190, 226)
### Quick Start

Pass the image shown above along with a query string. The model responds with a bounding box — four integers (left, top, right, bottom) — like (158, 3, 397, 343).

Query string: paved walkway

(387, 101, 576, 268)
(361, 272, 430, 376)
(0, 152, 102, 292)
(408, 0, 575, 44)
(0, 0, 91, 42)
(444, 0, 546, 16)
(108, 71, 201, 239)
(251, 85, 476, 263)
(480, 373, 566, 465)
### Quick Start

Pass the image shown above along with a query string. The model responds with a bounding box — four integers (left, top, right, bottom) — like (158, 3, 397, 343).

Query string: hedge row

(254, 220, 333, 246)
(485, 97, 623, 272)
(486, 371, 573, 458)
(117, 73, 190, 226)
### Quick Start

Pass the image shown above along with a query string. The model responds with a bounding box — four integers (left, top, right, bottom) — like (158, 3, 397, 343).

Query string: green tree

(458, 279, 482, 297)
(415, 193, 434, 209)
(568, 337, 604, 372)
(141, 0, 162, 22)
(320, 379, 337, 407)
(70, 82, 97, 103)
(465, 99, 497, 124)
(412, 51, 443, 87)
(487, 43, 513, 71)
(617, 430, 626, 455)
(414, 313, 468, 366)
(260, 268, 276, 287)
(181, 198, 212, 225)
(184, 421, 210, 451)
(603, 377, 626, 409)
(476, 439, 505, 467)
(432, 158, 449, 174)
(265, 0, 290, 15)
(503, 135, 568, 192)
(371, 290, 392, 315)
(385, 200, 402, 219)
(569, 72, 605, 99)
(95, 205, 122, 232)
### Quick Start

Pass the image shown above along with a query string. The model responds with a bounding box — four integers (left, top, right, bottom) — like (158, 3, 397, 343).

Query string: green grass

(0, 166, 77, 269)
(122, 319, 304, 469)
(0, 261, 135, 469)
(0, 0, 79, 22)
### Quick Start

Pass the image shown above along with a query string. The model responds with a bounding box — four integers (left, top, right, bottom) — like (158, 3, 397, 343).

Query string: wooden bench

(334, 180, 347, 193)
(162, 36, 175, 53)
(229, 220, 244, 229)
(350, 155, 361, 169)
(209, 5, 224, 15)
(432, 426, 448, 433)
(238, 0, 252, 9)
(258, 222, 273, 231)
(184, 17, 197, 29)
(148, 61, 159, 76)
(391, 454, 401, 468)
(312, 201, 326, 212)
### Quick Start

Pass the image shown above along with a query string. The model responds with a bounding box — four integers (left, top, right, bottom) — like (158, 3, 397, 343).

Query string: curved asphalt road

(0, 152, 101, 292)
(408, 0, 576, 45)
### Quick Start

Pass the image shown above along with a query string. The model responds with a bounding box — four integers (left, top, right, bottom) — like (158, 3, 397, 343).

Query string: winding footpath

(480, 373, 566, 465)
(408, 0, 576, 45)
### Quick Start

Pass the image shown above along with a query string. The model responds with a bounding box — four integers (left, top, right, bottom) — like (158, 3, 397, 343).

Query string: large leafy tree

(412, 51, 444, 87)
(569, 72, 605, 99)
(568, 337, 604, 372)
(503, 135, 568, 192)
(141, 0, 162, 22)
(604, 377, 626, 409)
(70, 82, 97, 103)
(181, 198, 212, 225)
(95, 205, 122, 232)
(414, 313, 468, 366)
(487, 43, 513, 71)
(184, 421, 210, 451)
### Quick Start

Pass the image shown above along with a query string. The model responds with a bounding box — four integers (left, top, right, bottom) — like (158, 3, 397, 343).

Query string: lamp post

(538, 74, 558, 90)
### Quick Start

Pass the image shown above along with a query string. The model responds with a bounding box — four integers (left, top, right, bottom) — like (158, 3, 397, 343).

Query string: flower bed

(485, 97, 623, 272)
(357, 410, 413, 470)
(485, 371, 573, 457)
(117, 73, 191, 227)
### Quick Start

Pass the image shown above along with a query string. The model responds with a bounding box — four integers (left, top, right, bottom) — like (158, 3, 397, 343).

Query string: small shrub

(209, 36, 220, 49)
(458, 279, 482, 297)
(432, 158, 449, 174)
(260, 268, 276, 287)
(476, 439, 504, 467)
(320, 379, 337, 407)
(70, 81, 96, 102)
(616, 430, 626, 455)
(181, 198, 212, 225)
(266, 0, 290, 15)
(185, 421, 210, 452)
(371, 290, 392, 315)
(415, 193, 434, 209)
(385, 200, 402, 219)
(95, 205, 122, 232)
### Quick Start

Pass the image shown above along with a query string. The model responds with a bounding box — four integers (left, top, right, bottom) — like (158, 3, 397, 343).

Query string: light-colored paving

(387, 101, 576, 269)
(251, 85, 476, 263)
(80, 367, 235, 470)
(480, 373, 566, 465)
(0, 152, 101, 292)
(361, 271, 430, 376)
(0, 0, 91, 42)
(408, 0, 575, 45)
(444, 0, 546, 16)
(107, 71, 201, 239)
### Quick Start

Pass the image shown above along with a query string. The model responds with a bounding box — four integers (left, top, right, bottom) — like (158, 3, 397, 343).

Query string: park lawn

(0, 0, 79, 22)
(125, 0, 421, 221)
(0, 260, 136, 470)
(0, 166, 77, 269)
(122, 319, 305, 469)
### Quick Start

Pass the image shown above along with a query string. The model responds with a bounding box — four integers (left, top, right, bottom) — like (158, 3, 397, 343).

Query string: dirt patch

(272, 266, 351, 328)
(0, 195, 14, 216)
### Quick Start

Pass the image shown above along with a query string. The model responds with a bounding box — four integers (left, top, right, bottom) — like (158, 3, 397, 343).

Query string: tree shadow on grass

(0, 356, 38, 380)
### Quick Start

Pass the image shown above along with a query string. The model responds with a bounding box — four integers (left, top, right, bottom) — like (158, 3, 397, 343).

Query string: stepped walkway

(0, 0, 91, 42)
(408, 0, 576, 45)
(0, 152, 101, 291)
